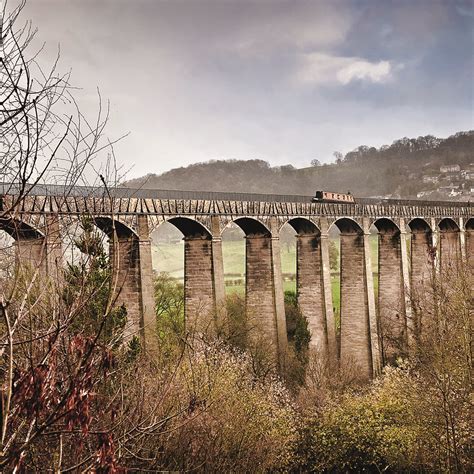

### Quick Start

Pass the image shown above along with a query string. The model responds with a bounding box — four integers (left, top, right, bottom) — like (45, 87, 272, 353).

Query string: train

(312, 190, 355, 203)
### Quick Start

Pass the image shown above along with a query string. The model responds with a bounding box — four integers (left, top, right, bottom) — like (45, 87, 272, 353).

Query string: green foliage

(329, 240, 339, 272)
(130, 343, 300, 472)
(296, 268, 473, 473)
(63, 222, 127, 346)
(283, 291, 311, 389)
(126, 335, 141, 362)
(296, 360, 472, 473)
(297, 368, 420, 472)
(284, 291, 310, 357)
(154, 272, 185, 356)
(224, 292, 247, 350)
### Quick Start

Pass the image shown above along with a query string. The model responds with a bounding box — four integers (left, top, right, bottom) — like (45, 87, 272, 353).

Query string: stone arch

(0, 217, 44, 240)
(407, 218, 433, 269)
(466, 217, 474, 231)
(407, 218, 434, 343)
(167, 217, 212, 239)
(331, 217, 363, 235)
(90, 216, 143, 340)
(231, 216, 285, 367)
(438, 217, 460, 232)
(158, 217, 216, 334)
(285, 217, 333, 356)
(373, 218, 400, 234)
(232, 217, 271, 237)
(0, 217, 45, 271)
(408, 218, 432, 233)
(93, 216, 138, 239)
(287, 217, 320, 236)
(407, 217, 434, 277)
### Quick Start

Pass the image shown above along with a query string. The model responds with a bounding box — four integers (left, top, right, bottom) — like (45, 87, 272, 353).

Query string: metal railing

(0, 182, 471, 208)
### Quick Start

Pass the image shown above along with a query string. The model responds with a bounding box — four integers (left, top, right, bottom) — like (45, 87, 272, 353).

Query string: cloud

(336, 59, 392, 84)
(214, 1, 353, 57)
(295, 53, 396, 86)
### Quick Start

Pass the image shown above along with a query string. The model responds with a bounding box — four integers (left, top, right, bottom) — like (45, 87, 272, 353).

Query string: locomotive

(312, 190, 355, 203)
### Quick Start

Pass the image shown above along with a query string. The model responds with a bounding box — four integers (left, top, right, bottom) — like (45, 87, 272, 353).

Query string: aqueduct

(1, 184, 472, 378)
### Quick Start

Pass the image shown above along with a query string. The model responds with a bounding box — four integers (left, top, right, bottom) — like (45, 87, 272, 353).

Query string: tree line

(126, 134, 473, 199)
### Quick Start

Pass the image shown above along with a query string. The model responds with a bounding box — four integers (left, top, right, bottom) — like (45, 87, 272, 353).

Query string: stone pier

(438, 218, 461, 273)
(466, 219, 474, 271)
(338, 219, 376, 379)
(409, 218, 434, 341)
(184, 236, 215, 333)
(237, 217, 287, 369)
(290, 219, 327, 354)
(375, 219, 407, 364)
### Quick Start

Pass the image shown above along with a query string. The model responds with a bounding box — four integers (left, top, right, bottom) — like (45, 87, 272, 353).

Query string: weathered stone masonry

(296, 233, 326, 353)
(1, 187, 471, 378)
(339, 223, 374, 378)
(184, 237, 215, 332)
(376, 219, 407, 365)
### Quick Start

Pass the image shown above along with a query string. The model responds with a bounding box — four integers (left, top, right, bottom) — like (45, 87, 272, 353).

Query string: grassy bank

(151, 236, 379, 314)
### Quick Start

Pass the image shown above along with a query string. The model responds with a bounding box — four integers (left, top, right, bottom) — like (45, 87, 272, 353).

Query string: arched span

(438, 218, 460, 232)
(408, 218, 432, 233)
(373, 218, 400, 234)
(233, 217, 271, 237)
(94, 217, 138, 239)
(287, 217, 320, 235)
(0, 217, 44, 240)
(331, 217, 363, 235)
(466, 218, 474, 231)
(167, 217, 212, 239)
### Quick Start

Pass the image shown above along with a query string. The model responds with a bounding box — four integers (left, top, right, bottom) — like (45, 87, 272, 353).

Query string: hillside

(126, 131, 474, 200)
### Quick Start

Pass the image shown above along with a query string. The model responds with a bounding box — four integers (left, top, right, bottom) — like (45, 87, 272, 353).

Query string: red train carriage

(312, 190, 355, 203)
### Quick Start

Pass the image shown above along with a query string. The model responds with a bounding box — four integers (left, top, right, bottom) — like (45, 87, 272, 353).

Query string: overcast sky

(21, 0, 474, 178)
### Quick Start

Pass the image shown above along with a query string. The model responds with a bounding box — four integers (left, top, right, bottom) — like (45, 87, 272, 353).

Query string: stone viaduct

(1, 184, 472, 378)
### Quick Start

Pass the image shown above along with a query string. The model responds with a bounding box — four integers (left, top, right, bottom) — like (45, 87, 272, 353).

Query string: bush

(115, 343, 299, 472)
(283, 291, 311, 389)
(154, 272, 185, 358)
(296, 367, 420, 472)
(295, 266, 473, 473)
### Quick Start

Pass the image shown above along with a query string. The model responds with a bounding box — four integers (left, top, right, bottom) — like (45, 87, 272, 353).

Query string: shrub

(296, 367, 420, 472)
(116, 343, 300, 472)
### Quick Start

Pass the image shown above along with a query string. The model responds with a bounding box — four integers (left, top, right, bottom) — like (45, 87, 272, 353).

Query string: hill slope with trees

(126, 131, 474, 199)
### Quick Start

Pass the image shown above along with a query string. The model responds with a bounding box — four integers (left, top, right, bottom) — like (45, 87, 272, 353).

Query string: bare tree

(0, 0, 123, 214)
(333, 151, 343, 164)
(0, 2, 127, 469)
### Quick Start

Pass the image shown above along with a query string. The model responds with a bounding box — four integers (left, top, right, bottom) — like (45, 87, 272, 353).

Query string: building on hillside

(461, 170, 474, 180)
(437, 184, 462, 197)
(440, 164, 461, 173)
(422, 174, 439, 184)
(417, 190, 435, 198)
(439, 172, 460, 181)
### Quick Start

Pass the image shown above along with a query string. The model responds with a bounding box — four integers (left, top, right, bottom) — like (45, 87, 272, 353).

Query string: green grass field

(152, 235, 380, 314)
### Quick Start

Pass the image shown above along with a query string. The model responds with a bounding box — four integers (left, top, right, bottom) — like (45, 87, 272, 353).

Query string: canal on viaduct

(1, 184, 472, 379)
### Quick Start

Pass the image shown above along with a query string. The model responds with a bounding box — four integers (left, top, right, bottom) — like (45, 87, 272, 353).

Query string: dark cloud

(19, 0, 474, 177)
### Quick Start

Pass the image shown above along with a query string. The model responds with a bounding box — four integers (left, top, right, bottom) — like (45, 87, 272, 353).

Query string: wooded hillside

(126, 131, 474, 199)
